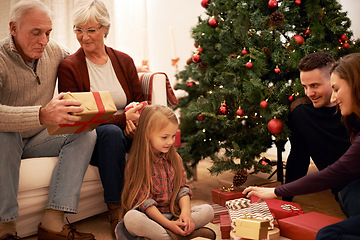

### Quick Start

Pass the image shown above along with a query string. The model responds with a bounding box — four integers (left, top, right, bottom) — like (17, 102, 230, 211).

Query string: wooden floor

(23, 156, 345, 240)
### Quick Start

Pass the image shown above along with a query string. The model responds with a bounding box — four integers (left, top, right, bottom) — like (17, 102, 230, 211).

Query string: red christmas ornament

(274, 66, 281, 74)
(268, 118, 284, 134)
(208, 17, 218, 28)
(305, 29, 310, 36)
(187, 81, 195, 87)
(246, 61, 253, 69)
(260, 100, 269, 109)
(342, 42, 350, 50)
(295, 0, 301, 6)
(192, 54, 201, 63)
(288, 95, 295, 102)
(340, 34, 349, 42)
(241, 48, 248, 55)
(292, 35, 305, 46)
(268, 0, 278, 10)
(201, 0, 210, 8)
(197, 47, 204, 53)
(197, 114, 205, 121)
(218, 103, 229, 115)
(236, 108, 244, 116)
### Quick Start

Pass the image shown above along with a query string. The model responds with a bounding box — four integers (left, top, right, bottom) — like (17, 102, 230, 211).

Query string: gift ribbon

(59, 92, 106, 133)
(221, 184, 234, 192)
(281, 204, 304, 217)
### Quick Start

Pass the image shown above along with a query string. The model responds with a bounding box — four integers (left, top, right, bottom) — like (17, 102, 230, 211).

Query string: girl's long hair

(331, 53, 360, 142)
(120, 105, 182, 217)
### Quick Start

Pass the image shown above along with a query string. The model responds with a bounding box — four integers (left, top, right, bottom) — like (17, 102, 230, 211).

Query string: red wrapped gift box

(210, 203, 228, 223)
(220, 214, 231, 239)
(212, 188, 245, 206)
(278, 212, 343, 240)
(251, 195, 303, 219)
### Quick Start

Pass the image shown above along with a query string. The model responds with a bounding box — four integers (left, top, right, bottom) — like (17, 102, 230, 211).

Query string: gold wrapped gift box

(236, 218, 270, 240)
(46, 92, 117, 135)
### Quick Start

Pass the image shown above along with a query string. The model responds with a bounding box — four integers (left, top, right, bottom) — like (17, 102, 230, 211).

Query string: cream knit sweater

(0, 36, 69, 138)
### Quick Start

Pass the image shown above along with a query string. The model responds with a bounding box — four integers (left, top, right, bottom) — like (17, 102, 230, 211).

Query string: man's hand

(242, 186, 277, 201)
(39, 93, 84, 125)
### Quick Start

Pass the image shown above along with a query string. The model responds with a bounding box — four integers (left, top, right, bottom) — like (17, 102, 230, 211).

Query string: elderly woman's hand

(124, 120, 136, 139)
(242, 186, 277, 202)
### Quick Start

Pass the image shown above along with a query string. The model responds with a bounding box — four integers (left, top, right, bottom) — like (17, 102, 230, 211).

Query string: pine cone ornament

(262, 47, 272, 57)
(233, 169, 248, 187)
(270, 11, 284, 27)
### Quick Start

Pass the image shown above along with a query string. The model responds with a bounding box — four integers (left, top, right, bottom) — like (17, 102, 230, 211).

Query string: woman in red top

(57, 0, 143, 235)
(244, 53, 360, 240)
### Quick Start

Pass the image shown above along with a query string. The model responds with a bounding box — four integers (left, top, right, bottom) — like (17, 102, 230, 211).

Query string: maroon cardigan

(57, 46, 144, 129)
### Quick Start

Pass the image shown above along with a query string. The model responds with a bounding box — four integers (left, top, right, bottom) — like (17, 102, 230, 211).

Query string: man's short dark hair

(298, 52, 335, 72)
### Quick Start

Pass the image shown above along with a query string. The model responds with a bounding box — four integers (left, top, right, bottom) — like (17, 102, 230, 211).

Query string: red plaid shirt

(138, 153, 190, 213)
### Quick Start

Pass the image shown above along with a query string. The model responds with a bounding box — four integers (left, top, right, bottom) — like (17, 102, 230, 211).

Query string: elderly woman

(57, 0, 144, 236)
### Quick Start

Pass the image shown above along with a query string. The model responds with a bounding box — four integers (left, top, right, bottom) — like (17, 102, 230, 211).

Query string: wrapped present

(251, 195, 303, 219)
(227, 201, 275, 232)
(174, 129, 181, 147)
(210, 203, 228, 223)
(235, 218, 270, 240)
(226, 198, 251, 210)
(212, 188, 245, 206)
(278, 212, 343, 240)
(230, 228, 280, 240)
(125, 101, 147, 114)
(47, 92, 117, 135)
(220, 214, 231, 239)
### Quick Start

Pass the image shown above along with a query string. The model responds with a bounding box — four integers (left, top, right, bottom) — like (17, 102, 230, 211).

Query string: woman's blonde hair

(72, 0, 110, 37)
(331, 53, 360, 142)
(120, 105, 182, 217)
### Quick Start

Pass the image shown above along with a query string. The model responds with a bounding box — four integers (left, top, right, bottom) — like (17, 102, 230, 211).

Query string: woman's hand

(124, 120, 136, 139)
(124, 104, 143, 124)
(179, 212, 195, 235)
(242, 186, 277, 201)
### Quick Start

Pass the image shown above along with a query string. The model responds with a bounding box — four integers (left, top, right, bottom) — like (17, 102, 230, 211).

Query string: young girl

(244, 53, 360, 240)
(115, 105, 214, 240)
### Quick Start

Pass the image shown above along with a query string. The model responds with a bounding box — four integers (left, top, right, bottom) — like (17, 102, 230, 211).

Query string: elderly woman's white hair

(72, 0, 111, 37)
(10, 0, 51, 25)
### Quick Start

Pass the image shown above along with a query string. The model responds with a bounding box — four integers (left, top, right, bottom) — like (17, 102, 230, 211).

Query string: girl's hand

(167, 220, 187, 236)
(179, 212, 195, 235)
(242, 186, 277, 201)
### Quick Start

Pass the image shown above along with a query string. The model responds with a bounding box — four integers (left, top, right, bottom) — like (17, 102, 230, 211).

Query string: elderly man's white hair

(10, 0, 52, 25)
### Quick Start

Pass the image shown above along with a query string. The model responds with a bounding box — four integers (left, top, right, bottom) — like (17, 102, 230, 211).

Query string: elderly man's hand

(39, 93, 84, 125)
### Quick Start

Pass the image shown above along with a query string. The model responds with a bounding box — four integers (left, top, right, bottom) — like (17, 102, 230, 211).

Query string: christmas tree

(175, 0, 360, 178)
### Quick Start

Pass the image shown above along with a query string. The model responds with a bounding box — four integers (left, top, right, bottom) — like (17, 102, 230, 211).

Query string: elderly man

(0, 1, 96, 239)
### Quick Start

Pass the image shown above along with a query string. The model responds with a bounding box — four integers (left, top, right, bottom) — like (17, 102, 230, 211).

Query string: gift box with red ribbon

(210, 203, 228, 224)
(278, 212, 343, 240)
(212, 188, 245, 206)
(220, 214, 231, 239)
(251, 195, 303, 220)
(47, 92, 117, 135)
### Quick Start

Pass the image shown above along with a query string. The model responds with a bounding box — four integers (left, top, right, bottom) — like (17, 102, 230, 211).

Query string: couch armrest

(138, 72, 178, 106)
